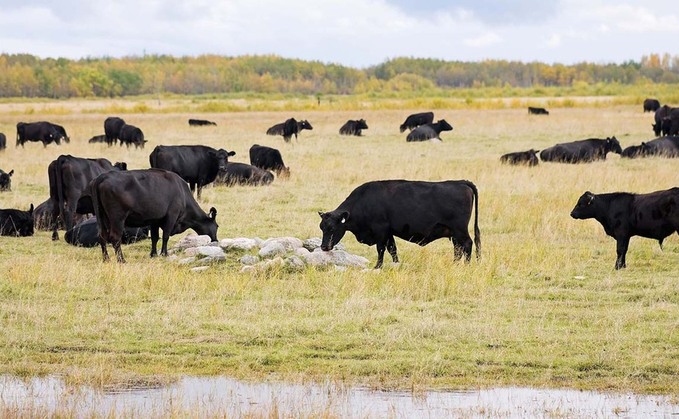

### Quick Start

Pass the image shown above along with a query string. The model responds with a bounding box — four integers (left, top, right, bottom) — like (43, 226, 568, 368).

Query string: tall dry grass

(0, 100, 678, 394)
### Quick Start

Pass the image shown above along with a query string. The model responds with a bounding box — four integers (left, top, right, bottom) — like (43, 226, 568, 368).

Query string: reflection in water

(1, 375, 677, 417)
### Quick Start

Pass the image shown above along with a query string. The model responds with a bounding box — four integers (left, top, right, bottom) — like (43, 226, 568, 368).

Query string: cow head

(213, 149, 236, 173)
(0, 169, 13, 191)
(299, 120, 313, 130)
(6, 204, 35, 237)
(653, 123, 661, 137)
(621, 143, 649, 159)
(204, 207, 219, 242)
(606, 137, 622, 154)
(318, 210, 349, 251)
(437, 120, 454, 132)
(357, 119, 368, 129)
(114, 162, 128, 171)
(570, 192, 597, 219)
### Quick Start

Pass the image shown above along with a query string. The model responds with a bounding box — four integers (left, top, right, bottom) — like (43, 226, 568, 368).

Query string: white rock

(261, 237, 304, 251)
(295, 247, 311, 257)
(284, 255, 306, 270)
(259, 242, 287, 258)
(178, 257, 197, 265)
(220, 237, 259, 251)
(195, 246, 226, 258)
(240, 265, 257, 273)
(173, 234, 212, 250)
(184, 247, 199, 257)
(240, 255, 260, 265)
(190, 266, 209, 273)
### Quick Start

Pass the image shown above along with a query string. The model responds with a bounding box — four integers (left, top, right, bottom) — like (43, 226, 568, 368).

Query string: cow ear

(228, 151, 236, 157)
(318, 211, 325, 218)
(29, 203, 34, 214)
(209, 207, 217, 219)
(8, 170, 13, 176)
(340, 211, 349, 223)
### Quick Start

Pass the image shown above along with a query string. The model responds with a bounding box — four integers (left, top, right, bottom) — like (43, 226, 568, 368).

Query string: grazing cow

(539, 137, 622, 163)
(528, 107, 549, 115)
(266, 118, 313, 142)
(216, 162, 274, 186)
(249, 144, 290, 177)
(81, 169, 219, 262)
(16, 121, 69, 147)
(118, 124, 146, 148)
(621, 137, 679, 158)
(65, 216, 149, 248)
(149, 145, 236, 199)
(643, 98, 661, 113)
(399, 112, 434, 132)
(104, 117, 126, 146)
(33, 198, 63, 231)
(406, 120, 453, 142)
(653, 105, 673, 136)
(48, 155, 127, 241)
(339, 119, 369, 136)
(0, 169, 13, 191)
(318, 180, 480, 269)
(500, 149, 539, 166)
(571, 188, 679, 269)
(189, 119, 217, 126)
(0, 133, 6, 149)
(0, 204, 34, 237)
(661, 108, 679, 136)
(88, 134, 108, 144)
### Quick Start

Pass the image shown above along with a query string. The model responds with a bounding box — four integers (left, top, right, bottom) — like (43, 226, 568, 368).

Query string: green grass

(0, 101, 678, 395)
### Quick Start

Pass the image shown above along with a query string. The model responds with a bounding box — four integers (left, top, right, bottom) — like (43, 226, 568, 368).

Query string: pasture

(0, 99, 678, 395)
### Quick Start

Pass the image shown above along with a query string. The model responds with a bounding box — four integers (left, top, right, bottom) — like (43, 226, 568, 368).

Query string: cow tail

(55, 155, 66, 234)
(467, 181, 481, 259)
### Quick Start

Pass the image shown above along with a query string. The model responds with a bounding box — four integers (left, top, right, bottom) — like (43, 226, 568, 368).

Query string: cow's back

(150, 145, 210, 182)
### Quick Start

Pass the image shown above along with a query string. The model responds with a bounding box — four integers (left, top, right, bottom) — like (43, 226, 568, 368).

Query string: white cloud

(464, 33, 502, 48)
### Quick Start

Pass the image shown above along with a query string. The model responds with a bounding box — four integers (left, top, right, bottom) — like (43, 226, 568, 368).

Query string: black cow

(48, 155, 127, 241)
(621, 143, 651, 159)
(339, 119, 368, 136)
(571, 188, 679, 269)
(189, 119, 217, 126)
(0, 169, 13, 191)
(266, 118, 313, 142)
(65, 216, 149, 248)
(621, 137, 679, 158)
(406, 120, 453, 142)
(81, 169, 219, 262)
(0, 133, 6, 149)
(528, 107, 549, 115)
(216, 162, 274, 186)
(661, 108, 679, 136)
(539, 137, 622, 163)
(500, 149, 539, 166)
(88, 135, 108, 144)
(399, 112, 434, 132)
(0, 204, 34, 237)
(149, 145, 236, 199)
(249, 144, 290, 177)
(318, 180, 480, 269)
(104, 117, 125, 146)
(653, 105, 673, 136)
(33, 198, 63, 231)
(643, 98, 661, 112)
(16, 121, 69, 147)
(118, 124, 146, 148)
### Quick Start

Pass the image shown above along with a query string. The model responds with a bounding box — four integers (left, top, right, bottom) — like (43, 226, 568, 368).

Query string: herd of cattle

(1, 102, 679, 270)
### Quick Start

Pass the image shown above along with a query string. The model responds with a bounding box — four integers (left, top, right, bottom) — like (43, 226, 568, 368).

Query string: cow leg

(108, 222, 126, 263)
(374, 242, 386, 269)
(615, 237, 630, 270)
(98, 224, 110, 262)
(451, 232, 473, 262)
(113, 240, 125, 263)
(197, 184, 202, 200)
(160, 220, 176, 256)
(386, 236, 399, 263)
(150, 225, 160, 257)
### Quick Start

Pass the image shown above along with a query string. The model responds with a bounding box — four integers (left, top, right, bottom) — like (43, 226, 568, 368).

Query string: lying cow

(621, 137, 679, 158)
(189, 119, 217, 126)
(571, 188, 679, 269)
(266, 118, 313, 142)
(318, 180, 480, 268)
(0, 169, 13, 191)
(249, 144, 290, 177)
(500, 149, 539, 166)
(399, 112, 434, 132)
(0, 204, 34, 237)
(216, 162, 274, 186)
(88, 135, 108, 144)
(540, 137, 622, 163)
(33, 198, 63, 231)
(80, 169, 219, 262)
(149, 145, 236, 199)
(339, 119, 368, 136)
(406, 120, 453, 142)
(65, 216, 149, 248)
(528, 107, 549, 115)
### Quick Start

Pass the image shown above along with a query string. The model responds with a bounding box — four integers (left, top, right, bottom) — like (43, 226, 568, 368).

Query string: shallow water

(1, 375, 677, 417)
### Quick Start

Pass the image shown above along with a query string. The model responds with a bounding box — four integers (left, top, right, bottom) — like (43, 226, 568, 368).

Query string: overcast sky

(1, 0, 677, 68)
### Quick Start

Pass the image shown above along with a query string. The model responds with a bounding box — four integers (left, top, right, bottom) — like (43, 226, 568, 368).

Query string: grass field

(0, 98, 678, 396)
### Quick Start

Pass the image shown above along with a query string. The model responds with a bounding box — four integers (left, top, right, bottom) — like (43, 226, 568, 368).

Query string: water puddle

(1, 375, 677, 417)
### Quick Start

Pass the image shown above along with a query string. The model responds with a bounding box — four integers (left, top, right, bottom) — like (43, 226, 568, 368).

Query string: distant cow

(0, 169, 13, 191)
(189, 119, 217, 126)
(266, 118, 313, 142)
(48, 155, 127, 241)
(539, 137, 622, 163)
(216, 162, 274, 186)
(88, 135, 108, 144)
(33, 198, 63, 231)
(661, 108, 679, 136)
(339, 119, 368, 136)
(0, 133, 6, 149)
(643, 98, 661, 113)
(81, 169, 219, 262)
(500, 149, 539, 166)
(528, 107, 549, 115)
(571, 188, 679, 269)
(318, 180, 480, 269)
(16, 121, 69, 147)
(621, 137, 679, 159)
(653, 105, 673, 136)
(249, 144, 290, 177)
(104, 117, 126, 146)
(65, 216, 149, 248)
(406, 120, 453, 142)
(0, 204, 34, 237)
(399, 112, 434, 133)
(149, 145, 236, 199)
(118, 124, 146, 148)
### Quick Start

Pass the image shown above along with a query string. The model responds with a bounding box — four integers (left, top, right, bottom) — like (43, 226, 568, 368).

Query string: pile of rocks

(168, 233, 370, 272)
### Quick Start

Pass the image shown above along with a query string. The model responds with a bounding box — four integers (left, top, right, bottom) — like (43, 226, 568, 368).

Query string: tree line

(0, 53, 677, 99)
